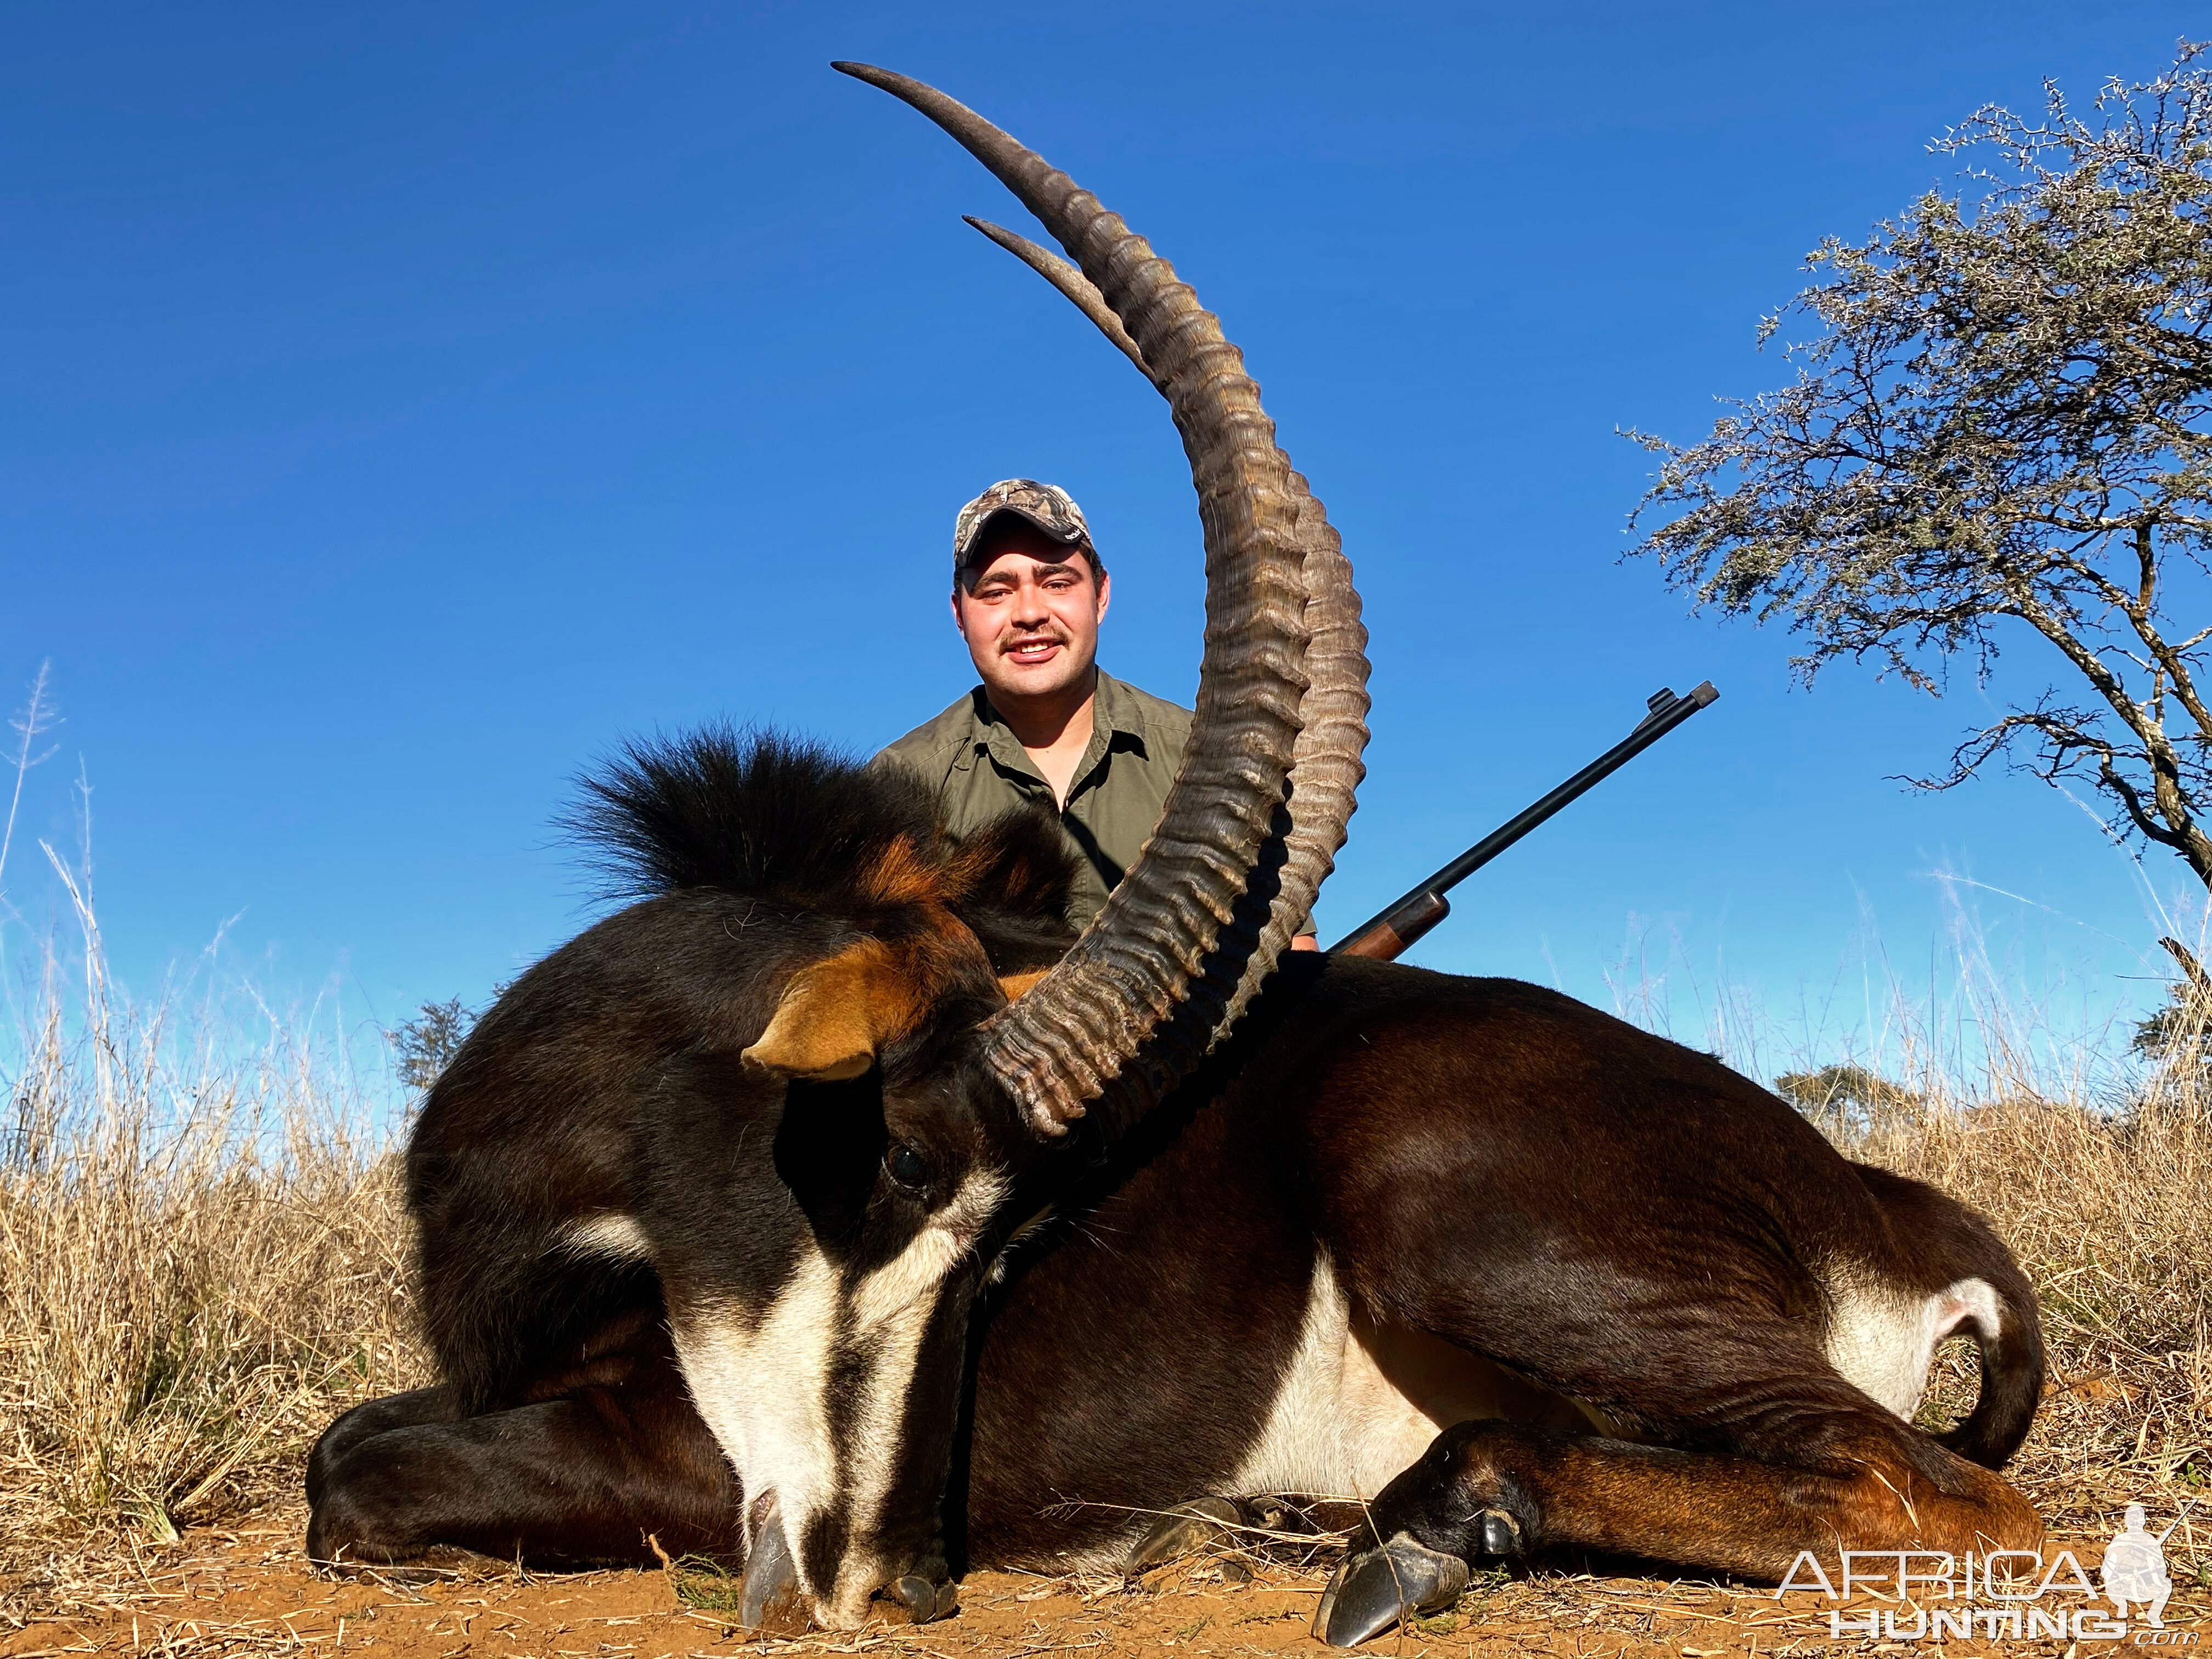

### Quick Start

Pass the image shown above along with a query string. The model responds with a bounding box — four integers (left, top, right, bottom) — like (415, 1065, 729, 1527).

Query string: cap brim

(956, 505, 1092, 564)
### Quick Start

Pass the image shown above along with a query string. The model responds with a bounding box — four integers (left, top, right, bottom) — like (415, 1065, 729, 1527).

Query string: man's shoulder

(874, 689, 987, 776)
(1097, 671, 1192, 754)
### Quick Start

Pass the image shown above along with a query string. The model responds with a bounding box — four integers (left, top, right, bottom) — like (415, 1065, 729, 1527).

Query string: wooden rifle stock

(1328, 681, 1718, 962)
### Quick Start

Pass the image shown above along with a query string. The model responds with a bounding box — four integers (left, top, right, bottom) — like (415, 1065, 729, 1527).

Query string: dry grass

(2, 897, 2207, 1627)
(1843, 1083, 2210, 1533)
(1785, 963, 2212, 1539)
(0, 943, 430, 1620)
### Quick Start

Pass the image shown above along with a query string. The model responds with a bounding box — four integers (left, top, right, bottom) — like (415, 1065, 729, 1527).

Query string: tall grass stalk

(1825, 1075, 2210, 1529)
(0, 907, 426, 1608)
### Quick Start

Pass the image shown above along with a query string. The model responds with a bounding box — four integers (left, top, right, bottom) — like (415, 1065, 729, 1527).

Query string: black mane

(562, 726, 943, 908)
(561, 727, 1079, 966)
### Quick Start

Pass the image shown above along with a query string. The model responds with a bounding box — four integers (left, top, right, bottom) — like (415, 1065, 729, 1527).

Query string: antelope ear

(997, 968, 1052, 1003)
(742, 941, 920, 1081)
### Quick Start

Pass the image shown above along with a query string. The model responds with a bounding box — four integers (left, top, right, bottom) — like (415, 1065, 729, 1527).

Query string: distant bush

(1772, 1062, 1924, 1121)
(388, 997, 476, 1092)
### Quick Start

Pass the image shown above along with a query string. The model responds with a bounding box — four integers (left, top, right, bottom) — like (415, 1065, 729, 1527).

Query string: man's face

(951, 521, 1110, 706)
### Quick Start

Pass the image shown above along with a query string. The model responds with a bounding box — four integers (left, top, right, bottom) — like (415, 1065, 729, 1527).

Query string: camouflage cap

(952, 478, 1094, 570)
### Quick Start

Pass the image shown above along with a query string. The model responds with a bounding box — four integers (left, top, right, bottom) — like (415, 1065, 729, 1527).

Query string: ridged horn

(960, 217, 1368, 1029)
(961, 217, 1165, 393)
(836, 61, 1348, 1136)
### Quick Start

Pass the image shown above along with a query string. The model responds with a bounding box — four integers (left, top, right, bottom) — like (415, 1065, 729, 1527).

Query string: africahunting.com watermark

(1776, 1503, 2198, 1644)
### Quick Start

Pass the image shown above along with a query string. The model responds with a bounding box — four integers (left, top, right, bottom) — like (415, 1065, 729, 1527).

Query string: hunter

(876, 476, 1318, 947)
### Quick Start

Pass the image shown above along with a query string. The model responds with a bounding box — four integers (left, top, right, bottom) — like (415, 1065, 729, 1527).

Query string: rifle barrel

(2155, 1498, 2197, 1543)
(1328, 680, 1718, 959)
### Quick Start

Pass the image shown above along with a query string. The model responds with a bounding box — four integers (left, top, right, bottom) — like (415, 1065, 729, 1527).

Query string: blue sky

(4, 2, 2202, 1081)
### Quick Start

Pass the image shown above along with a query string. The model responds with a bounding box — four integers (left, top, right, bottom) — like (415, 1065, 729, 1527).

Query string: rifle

(2155, 1498, 2197, 1544)
(1329, 681, 1719, 961)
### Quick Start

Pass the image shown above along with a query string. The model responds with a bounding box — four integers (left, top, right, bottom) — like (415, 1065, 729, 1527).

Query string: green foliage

(663, 1553, 747, 1612)
(1630, 42, 2212, 887)
(2131, 936, 2212, 1091)
(2132, 993, 2191, 1060)
(388, 997, 474, 1093)
(2131, 989, 2212, 1087)
(1773, 1062, 1924, 1122)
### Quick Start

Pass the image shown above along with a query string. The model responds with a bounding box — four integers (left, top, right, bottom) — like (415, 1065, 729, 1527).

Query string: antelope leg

(1126, 1496, 1248, 1574)
(1314, 1413, 2042, 1645)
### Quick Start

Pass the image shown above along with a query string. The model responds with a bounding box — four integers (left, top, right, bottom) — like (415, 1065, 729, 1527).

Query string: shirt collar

(963, 669, 1147, 783)
(1090, 670, 1150, 748)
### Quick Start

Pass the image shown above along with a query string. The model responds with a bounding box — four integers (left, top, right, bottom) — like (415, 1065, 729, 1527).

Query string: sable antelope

(306, 66, 2048, 1646)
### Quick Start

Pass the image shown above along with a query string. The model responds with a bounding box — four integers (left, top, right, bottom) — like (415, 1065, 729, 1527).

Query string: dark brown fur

(956, 958, 2042, 1572)
(308, 741, 2045, 1615)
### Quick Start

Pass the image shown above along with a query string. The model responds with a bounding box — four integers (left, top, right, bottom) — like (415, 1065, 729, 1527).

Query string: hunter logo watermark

(2107, 1503, 2181, 1629)
(1775, 1501, 2197, 1644)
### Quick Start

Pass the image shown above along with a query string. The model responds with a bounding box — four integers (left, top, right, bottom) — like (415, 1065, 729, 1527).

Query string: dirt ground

(3, 1506, 2202, 1659)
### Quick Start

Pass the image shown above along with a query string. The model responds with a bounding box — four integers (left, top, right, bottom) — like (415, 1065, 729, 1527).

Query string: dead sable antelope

(306, 65, 2048, 1646)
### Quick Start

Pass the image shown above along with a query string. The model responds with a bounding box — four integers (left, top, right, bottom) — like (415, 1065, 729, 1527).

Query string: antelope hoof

(1474, 1505, 1522, 1555)
(883, 1573, 959, 1624)
(736, 1510, 811, 1637)
(1313, 1533, 1470, 1646)
(1312, 1532, 1470, 1647)
(1126, 1497, 1246, 1573)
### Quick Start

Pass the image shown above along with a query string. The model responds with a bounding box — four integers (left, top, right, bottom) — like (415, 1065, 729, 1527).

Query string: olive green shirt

(874, 671, 1193, 931)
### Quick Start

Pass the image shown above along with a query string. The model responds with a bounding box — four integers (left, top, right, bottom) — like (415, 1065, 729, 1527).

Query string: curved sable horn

(836, 61, 1367, 1136)
(1232, 472, 1367, 1020)
(961, 217, 1165, 393)
(960, 217, 1368, 1028)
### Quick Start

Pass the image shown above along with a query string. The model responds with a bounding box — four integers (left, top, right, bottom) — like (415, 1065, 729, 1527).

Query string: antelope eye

(885, 1142, 932, 1191)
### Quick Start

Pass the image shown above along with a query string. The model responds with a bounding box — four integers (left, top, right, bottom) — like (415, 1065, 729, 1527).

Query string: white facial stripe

(672, 1250, 841, 1563)
(1822, 1272, 2001, 1417)
(672, 1167, 1012, 1630)
(555, 1211, 652, 1263)
(850, 1169, 1009, 1331)
(821, 1286, 940, 1621)
(826, 1167, 1011, 1624)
